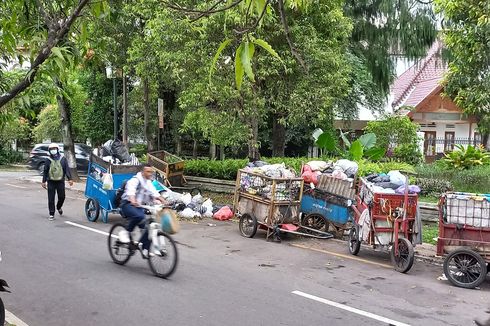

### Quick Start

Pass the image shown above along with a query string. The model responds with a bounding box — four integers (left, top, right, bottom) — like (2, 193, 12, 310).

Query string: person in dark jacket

(41, 143, 73, 220)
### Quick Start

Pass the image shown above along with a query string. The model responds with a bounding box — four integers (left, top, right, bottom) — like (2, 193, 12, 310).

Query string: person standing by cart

(41, 143, 73, 221)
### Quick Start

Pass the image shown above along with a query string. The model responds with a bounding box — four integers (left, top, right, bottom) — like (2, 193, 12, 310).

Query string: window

(444, 132, 455, 151)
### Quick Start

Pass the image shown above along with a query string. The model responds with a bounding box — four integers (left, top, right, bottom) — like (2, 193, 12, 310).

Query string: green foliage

(32, 105, 62, 142)
(422, 224, 439, 245)
(416, 163, 490, 194)
(415, 177, 453, 197)
(435, 0, 490, 135)
(442, 144, 490, 170)
(0, 147, 24, 165)
(365, 116, 422, 164)
(316, 131, 385, 161)
(357, 160, 415, 176)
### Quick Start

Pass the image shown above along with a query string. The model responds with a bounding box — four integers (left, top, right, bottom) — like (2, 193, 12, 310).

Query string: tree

(434, 0, 490, 146)
(0, 0, 108, 109)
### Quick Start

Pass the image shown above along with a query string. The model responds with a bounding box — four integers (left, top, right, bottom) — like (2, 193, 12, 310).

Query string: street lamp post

(106, 65, 118, 140)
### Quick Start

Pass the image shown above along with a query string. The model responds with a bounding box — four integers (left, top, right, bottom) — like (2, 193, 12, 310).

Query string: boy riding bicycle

(118, 164, 167, 258)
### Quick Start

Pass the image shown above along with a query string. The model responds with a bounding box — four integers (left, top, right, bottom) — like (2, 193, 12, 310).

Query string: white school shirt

(122, 172, 160, 205)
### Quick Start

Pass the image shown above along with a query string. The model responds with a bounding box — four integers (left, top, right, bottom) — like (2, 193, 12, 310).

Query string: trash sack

(111, 139, 132, 163)
(395, 185, 421, 194)
(331, 169, 348, 180)
(202, 199, 213, 210)
(102, 173, 113, 190)
(213, 206, 233, 221)
(191, 194, 204, 204)
(307, 161, 329, 172)
(162, 190, 183, 204)
(178, 208, 198, 219)
(388, 170, 406, 186)
(172, 203, 187, 212)
(334, 159, 358, 177)
(102, 140, 113, 156)
(302, 165, 320, 185)
(203, 209, 214, 219)
(182, 193, 192, 205)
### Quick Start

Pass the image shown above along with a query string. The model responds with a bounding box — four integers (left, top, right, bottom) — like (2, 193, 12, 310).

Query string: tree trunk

(143, 78, 153, 151)
(248, 115, 260, 161)
(122, 71, 128, 146)
(175, 134, 182, 156)
(55, 79, 80, 182)
(209, 142, 216, 160)
(272, 113, 286, 157)
(192, 139, 198, 159)
(219, 145, 225, 160)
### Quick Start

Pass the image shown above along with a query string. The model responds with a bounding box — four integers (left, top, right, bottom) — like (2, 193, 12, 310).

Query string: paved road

(0, 171, 489, 326)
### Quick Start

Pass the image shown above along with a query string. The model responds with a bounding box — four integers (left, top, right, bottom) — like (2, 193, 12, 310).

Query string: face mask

(49, 149, 58, 155)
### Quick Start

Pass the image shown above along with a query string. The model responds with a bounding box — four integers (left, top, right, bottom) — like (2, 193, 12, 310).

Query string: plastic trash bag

(191, 194, 204, 204)
(178, 208, 199, 219)
(102, 173, 113, 190)
(388, 170, 406, 186)
(182, 193, 192, 205)
(334, 159, 358, 178)
(213, 206, 233, 221)
(111, 139, 131, 163)
(307, 161, 329, 172)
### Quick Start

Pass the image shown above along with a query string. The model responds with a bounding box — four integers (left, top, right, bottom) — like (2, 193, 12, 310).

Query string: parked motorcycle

(0, 251, 10, 325)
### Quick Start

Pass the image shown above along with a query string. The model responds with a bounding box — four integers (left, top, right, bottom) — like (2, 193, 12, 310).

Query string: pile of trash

(96, 139, 140, 165)
(363, 171, 421, 195)
(161, 190, 233, 221)
(302, 159, 358, 185)
(240, 162, 301, 201)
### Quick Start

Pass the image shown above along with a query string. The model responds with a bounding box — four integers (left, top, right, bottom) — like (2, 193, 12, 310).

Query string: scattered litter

(437, 274, 448, 281)
(207, 223, 217, 227)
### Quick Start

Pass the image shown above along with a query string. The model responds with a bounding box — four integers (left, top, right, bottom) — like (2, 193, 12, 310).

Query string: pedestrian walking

(41, 143, 73, 221)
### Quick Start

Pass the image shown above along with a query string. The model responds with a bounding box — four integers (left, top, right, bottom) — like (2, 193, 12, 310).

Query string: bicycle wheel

(0, 297, 5, 326)
(108, 223, 133, 265)
(148, 231, 178, 278)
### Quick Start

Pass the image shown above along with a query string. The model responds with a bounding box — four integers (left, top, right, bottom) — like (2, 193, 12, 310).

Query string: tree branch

(164, 0, 244, 15)
(0, 0, 90, 109)
(233, 0, 270, 35)
(277, 0, 308, 72)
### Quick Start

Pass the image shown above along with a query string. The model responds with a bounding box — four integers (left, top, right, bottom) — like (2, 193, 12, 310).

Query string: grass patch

(418, 195, 439, 204)
(201, 191, 234, 206)
(422, 224, 439, 245)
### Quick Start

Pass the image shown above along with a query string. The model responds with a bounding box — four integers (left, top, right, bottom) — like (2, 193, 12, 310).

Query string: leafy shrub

(416, 163, 490, 194)
(0, 148, 24, 165)
(392, 143, 423, 165)
(129, 144, 147, 159)
(184, 157, 416, 180)
(442, 144, 490, 170)
(415, 178, 453, 197)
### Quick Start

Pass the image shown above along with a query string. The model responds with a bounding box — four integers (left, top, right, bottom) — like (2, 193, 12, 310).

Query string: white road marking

(64, 221, 110, 236)
(292, 290, 411, 326)
(6, 309, 30, 326)
(5, 183, 27, 189)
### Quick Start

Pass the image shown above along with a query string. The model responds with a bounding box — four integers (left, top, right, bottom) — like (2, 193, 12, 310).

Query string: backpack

(48, 158, 64, 181)
(114, 177, 141, 209)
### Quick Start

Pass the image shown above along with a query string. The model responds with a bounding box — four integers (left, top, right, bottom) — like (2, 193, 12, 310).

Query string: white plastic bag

(191, 194, 204, 204)
(388, 170, 406, 186)
(334, 159, 358, 177)
(102, 173, 113, 190)
(307, 161, 328, 172)
(182, 193, 192, 205)
(178, 208, 197, 219)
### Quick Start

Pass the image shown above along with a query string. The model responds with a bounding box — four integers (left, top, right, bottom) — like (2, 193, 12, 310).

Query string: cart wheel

(390, 238, 414, 273)
(85, 198, 100, 222)
(239, 213, 258, 238)
(443, 249, 487, 289)
(348, 225, 361, 255)
(302, 213, 328, 232)
(102, 210, 109, 224)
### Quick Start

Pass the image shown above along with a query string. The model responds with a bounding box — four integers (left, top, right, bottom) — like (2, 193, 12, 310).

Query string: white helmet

(48, 143, 59, 149)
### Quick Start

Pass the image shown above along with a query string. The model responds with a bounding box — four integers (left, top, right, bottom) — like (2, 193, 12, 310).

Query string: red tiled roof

(391, 40, 446, 109)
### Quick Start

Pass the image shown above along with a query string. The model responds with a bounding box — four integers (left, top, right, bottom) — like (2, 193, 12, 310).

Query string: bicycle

(107, 205, 179, 278)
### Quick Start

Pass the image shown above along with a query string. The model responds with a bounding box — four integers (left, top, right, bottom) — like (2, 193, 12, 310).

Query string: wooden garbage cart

(147, 150, 185, 188)
(233, 169, 333, 241)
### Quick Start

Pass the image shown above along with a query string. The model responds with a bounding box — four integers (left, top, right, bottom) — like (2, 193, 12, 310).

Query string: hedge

(184, 158, 415, 181)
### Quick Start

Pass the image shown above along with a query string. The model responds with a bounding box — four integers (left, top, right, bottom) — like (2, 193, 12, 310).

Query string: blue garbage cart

(300, 174, 356, 238)
(84, 154, 142, 223)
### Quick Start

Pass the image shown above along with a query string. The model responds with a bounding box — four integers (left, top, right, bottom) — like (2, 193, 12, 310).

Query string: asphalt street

(0, 171, 489, 326)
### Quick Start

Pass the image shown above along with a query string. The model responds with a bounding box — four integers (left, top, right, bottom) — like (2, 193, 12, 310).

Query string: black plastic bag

(110, 139, 131, 162)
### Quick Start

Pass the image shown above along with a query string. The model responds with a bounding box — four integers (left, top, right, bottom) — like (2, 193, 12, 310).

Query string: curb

(18, 176, 86, 194)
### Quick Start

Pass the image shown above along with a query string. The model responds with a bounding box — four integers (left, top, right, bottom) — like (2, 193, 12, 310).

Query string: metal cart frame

(437, 192, 490, 288)
(233, 169, 332, 241)
(349, 177, 419, 273)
